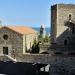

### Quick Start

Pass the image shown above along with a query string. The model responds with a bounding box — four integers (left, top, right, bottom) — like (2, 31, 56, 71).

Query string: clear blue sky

(0, 0, 75, 27)
(50, 0, 75, 28)
(0, 0, 50, 27)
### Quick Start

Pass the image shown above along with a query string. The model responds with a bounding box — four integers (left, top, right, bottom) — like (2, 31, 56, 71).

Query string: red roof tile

(0, 26, 37, 35)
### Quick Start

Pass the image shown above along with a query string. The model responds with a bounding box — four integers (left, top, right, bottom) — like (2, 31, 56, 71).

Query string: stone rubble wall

(0, 27, 23, 57)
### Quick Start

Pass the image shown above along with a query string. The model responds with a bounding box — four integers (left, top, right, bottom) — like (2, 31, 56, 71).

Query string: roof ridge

(0, 26, 37, 35)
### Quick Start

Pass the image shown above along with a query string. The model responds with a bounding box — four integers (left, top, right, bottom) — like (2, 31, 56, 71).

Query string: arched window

(68, 52, 75, 55)
(64, 40, 67, 45)
(69, 14, 71, 20)
(3, 34, 8, 40)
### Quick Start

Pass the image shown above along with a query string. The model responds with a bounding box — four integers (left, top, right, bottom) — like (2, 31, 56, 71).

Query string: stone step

(0, 55, 17, 62)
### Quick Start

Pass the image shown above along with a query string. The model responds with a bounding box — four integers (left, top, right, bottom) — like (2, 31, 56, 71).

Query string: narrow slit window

(64, 40, 67, 45)
(69, 14, 71, 20)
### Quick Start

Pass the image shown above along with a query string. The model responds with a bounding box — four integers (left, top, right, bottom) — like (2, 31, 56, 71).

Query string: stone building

(51, 4, 75, 45)
(0, 26, 37, 57)
(50, 4, 75, 75)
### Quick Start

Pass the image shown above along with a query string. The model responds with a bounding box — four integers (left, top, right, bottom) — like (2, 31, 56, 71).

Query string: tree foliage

(31, 39, 40, 53)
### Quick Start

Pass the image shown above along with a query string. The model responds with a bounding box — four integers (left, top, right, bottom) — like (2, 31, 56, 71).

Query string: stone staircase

(0, 55, 17, 62)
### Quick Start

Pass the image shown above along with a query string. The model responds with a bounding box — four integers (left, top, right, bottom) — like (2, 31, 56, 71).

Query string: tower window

(64, 40, 67, 45)
(3, 34, 8, 40)
(69, 14, 71, 20)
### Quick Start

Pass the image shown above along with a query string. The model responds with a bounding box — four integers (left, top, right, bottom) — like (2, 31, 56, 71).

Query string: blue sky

(0, 0, 75, 27)
(0, 0, 50, 27)
(50, 0, 75, 27)
(51, 0, 75, 5)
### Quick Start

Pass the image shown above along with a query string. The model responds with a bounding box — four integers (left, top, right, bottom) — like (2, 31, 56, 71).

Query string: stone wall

(50, 4, 75, 75)
(56, 4, 75, 45)
(57, 4, 75, 37)
(0, 27, 23, 57)
(16, 54, 50, 63)
(51, 5, 57, 43)
(23, 33, 38, 53)
(49, 56, 75, 75)
(51, 4, 75, 45)
(26, 33, 37, 50)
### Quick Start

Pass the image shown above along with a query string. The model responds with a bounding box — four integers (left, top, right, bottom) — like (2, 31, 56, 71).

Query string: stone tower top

(40, 24, 46, 38)
(41, 24, 45, 29)
(51, 4, 75, 44)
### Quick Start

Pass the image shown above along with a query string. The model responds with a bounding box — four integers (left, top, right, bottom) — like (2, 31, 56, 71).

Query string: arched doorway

(64, 40, 68, 46)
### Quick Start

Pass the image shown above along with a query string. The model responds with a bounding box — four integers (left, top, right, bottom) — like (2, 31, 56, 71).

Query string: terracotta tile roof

(0, 26, 37, 35)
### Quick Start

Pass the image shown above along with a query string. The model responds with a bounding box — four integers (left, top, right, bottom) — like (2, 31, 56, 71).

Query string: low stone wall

(16, 54, 51, 63)
(16, 54, 75, 64)
(0, 55, 12, 61)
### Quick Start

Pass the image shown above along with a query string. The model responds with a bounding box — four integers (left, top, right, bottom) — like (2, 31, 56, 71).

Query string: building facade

(0, 26, 37, 58)
(50, 4, 75, 75)
(51, 4, 75, 45)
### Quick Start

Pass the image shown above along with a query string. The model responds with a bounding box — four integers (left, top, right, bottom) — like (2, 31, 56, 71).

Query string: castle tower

(49, 4, 75, 75)
(51, 4, 75, 45)
(40, 24, 46, 38)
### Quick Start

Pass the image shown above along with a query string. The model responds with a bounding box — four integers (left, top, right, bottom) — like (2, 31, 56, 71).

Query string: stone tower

(51, 4, 75, 45)
(49, 4, 75, 75)
(40, 24, 46, 38)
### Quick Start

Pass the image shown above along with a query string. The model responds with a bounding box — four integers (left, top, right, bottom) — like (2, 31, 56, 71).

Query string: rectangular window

(3, 47, 8, 55)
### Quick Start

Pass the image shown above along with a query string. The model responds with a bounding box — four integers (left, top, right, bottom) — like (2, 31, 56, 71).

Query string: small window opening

(3, 47, 8, 55)
(3, 34, 8, 40)
(69, 14, 71, 20)
(64, 40, 67, 45)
